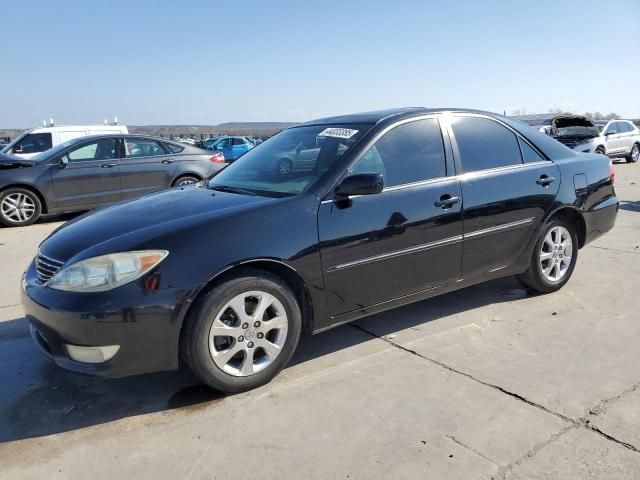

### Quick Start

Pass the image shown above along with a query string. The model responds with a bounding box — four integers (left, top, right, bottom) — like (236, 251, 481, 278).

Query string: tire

(0, 188, 42, 227)
(181, 269, 302, 393)
(595, 147, 606, 156)
(627, 143, 639, 163)
(173, 175, 200, 187)
(276, 158, 293, 176)
(516, 217, 578, 294)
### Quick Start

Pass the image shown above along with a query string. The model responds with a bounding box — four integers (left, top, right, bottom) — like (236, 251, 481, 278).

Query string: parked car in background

(0, 135, 226, 226)
(514, 114, 640, 163)
(206, 136, 254, 161)
(21, 108, 617, 393)
(1, 124, 129, 159)
(178, 138, 196, 146)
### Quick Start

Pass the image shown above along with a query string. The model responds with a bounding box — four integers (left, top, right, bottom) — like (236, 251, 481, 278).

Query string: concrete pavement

(0, 160, 638, 479)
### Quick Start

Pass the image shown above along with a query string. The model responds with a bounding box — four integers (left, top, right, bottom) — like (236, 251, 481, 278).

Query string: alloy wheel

(540, 226, 573, 282)
(208, 291, 288, 376)
(632, 145, 639, 163)
(1, 193, 36, 223)
(278, 160, 292, 175)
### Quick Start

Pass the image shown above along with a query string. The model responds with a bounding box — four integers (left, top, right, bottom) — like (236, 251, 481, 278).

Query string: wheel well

(551, 208, 586, 248)
(595, 145, 606, 153)
(1, 184, 48, 213)
(182, 261, 314, 334)
(172, 173, 202, 186)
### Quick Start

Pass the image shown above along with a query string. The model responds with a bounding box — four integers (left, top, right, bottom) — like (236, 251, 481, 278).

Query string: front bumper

(21, 260, 196, 377)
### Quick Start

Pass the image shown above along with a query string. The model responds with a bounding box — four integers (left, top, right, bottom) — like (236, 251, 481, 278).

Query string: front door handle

(161, 159, 173, 164)
(434, 195, 460, 209)
(537, 175, 555, 186)
(100, 163, 117, 168)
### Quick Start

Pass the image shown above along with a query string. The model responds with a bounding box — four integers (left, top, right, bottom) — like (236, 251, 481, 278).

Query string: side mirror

(336, 173, 384, 198)
(59, 156, 69, 169)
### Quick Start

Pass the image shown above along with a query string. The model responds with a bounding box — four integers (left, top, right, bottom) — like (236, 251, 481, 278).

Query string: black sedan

(0, 135, 226, 226)
(21, 108, 618, 392)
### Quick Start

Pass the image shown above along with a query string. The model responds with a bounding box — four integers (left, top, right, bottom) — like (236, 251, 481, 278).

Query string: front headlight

(47, 250, 168, 292)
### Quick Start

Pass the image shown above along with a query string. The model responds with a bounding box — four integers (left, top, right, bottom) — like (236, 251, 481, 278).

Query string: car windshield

(555, 126, 600, 138)
(207, 124, 369, 197)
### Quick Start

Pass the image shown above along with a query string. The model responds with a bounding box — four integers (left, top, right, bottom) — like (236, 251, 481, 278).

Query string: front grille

(35, 253, 64, 284)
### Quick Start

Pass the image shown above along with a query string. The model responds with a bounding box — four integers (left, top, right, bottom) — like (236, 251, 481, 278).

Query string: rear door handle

(434, 195, 460, 209)
(537, 175, 555, 186)
(100, 163, 117, 168)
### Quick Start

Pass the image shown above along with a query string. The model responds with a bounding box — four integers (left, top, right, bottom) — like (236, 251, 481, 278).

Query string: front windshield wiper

(209, 184, 257, 196)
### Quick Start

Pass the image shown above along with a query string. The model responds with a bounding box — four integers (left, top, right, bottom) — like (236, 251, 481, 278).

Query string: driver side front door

(50, 137, 122, 208)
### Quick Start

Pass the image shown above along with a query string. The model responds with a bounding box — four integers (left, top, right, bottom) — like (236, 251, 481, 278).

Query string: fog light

(65, 344, 120, 364)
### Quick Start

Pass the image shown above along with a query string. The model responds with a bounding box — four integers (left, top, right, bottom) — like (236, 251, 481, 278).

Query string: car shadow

(0, 276, 524, 443)
(618, 200, 640, 213)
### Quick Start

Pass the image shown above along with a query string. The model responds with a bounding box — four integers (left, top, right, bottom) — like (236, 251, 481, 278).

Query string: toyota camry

(22, 108, 618, 393)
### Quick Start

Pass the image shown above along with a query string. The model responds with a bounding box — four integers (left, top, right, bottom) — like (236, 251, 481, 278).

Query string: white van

(1, 124, 129, 159)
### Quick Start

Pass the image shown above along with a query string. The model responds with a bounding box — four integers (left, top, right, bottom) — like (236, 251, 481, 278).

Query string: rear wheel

(0, 188, 42, 227)
(517, 217, 578, 293)
(181, 269, 302, 393)
(627, 143, 639, 163)
(173, 175, 200, 187)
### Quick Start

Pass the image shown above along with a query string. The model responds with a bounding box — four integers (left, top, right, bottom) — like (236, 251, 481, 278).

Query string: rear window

(165, 143, 185, 153)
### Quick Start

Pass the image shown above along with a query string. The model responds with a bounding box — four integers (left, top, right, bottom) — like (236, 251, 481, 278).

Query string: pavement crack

(349, 323, 574, 424)
(350, 323, 640, 458)
(444, 434, 498, 467)
(585, 382, 640, 418)
(588, 245, 639, 255)
(496, 424, 577, 479)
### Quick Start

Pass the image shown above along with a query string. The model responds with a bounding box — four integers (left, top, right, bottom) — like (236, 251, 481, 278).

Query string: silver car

(593, 120, 640, 162)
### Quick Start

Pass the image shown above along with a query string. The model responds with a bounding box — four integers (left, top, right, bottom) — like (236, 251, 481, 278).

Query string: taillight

(609, 160, 615, 184)
(210, 152, 225, 164)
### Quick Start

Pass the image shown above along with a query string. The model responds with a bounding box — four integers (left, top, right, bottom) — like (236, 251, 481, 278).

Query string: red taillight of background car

(609, 160, 615, 184)
(209, 152, 225, 164)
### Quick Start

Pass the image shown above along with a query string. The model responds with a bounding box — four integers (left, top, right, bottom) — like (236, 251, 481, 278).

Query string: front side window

(65, 138, 117, 162)
(606, 123, 619, 135)
(12, 133, 53, 154)
(208, 124, 370, 196)
(451, 116, 522, 172)
(214, 138, 231, 148)
(351, 119, 446, 187)
(125, 139, 167, 158)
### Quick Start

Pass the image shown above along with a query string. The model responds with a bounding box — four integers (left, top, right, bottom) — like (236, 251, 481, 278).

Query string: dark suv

(0, 135, 226, 226)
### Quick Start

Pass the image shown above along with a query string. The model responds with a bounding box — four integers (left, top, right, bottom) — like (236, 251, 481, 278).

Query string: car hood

(0, 153, 37, 170)
(550, 115, 600, 139)
(40, 186, 278, 262)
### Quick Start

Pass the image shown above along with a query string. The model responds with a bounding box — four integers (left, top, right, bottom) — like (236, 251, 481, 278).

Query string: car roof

(296, 107, 512, 127)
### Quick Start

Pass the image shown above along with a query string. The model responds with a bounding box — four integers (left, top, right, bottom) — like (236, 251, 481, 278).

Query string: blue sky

(1, 0, 639, 127)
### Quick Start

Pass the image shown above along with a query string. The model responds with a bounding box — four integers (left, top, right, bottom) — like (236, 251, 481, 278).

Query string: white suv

(591, 120, 640, 163)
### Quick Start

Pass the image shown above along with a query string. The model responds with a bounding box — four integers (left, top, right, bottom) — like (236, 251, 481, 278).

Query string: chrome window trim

(326, 216, 535, 272)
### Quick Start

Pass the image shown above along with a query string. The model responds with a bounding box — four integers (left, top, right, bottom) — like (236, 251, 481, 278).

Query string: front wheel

(181, 269, 302, 393)
(0, 188, 42, 227)
(517, 218, 578, 293)
(276, 158, 293, 176)
(627, 144, 639, 163)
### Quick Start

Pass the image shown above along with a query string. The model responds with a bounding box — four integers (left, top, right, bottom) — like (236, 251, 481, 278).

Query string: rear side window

(165, 143, 185, 153)
(451, 116, 522, 172)
(13, 133, 53, 154)
(351, 118, 446, 187)
(125, 139, 167, 157)
(232, 138, 245, 146)
(619, 122, 632, 133)
(518, 138, 545, 163)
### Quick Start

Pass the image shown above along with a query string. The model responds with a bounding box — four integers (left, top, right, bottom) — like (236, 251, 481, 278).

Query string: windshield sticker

(318, 128, 359, 139)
